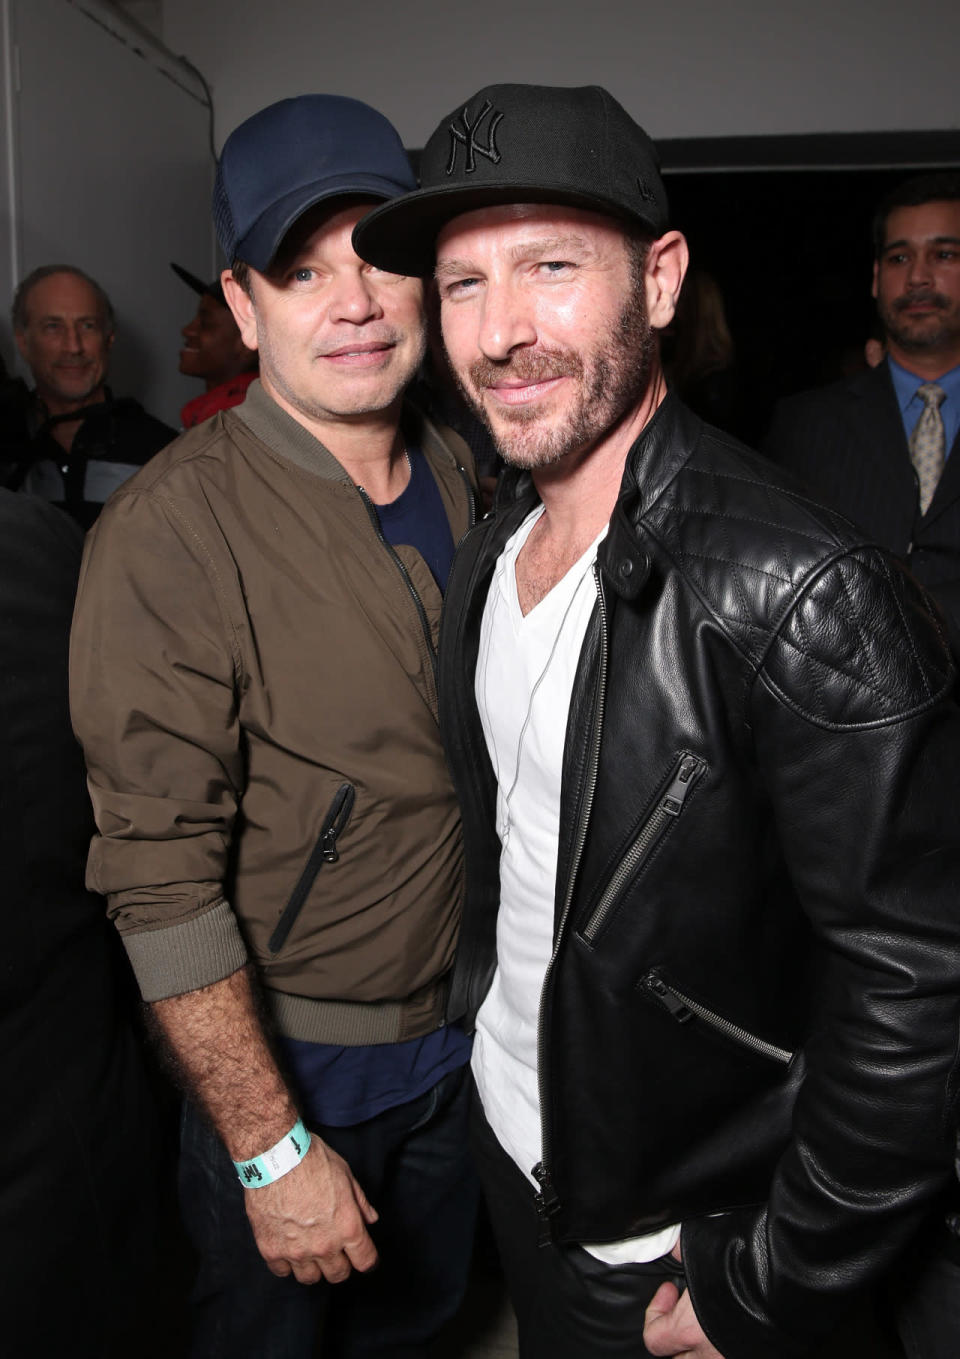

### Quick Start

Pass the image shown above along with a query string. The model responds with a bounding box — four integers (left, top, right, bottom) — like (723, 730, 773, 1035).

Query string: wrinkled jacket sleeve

(70, 486, 249, 1001)
(684, 545, 960, 1357)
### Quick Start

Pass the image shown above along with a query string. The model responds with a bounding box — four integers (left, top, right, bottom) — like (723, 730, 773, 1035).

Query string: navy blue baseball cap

(213, 95, 417, 273)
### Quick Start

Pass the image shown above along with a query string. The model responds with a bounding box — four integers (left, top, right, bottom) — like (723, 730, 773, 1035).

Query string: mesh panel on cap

(212, 171, 238, 263)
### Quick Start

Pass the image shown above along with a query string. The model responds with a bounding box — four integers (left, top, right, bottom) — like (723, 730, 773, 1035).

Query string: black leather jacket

(439, 396, 960, 1358)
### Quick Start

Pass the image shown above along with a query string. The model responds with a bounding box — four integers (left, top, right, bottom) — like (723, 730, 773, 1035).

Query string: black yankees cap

(353, 83, 669, 277)
(170, 262, 226, 307)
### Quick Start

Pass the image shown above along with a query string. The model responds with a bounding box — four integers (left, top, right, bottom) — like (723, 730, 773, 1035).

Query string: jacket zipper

(642, 970, 793, 1065)
(357, 486, 438, 682)
(457, 462, 478, 536)
(268, 783, 355, 953)
(532, 566, 607, 1243)
(581, 754, 706, 943)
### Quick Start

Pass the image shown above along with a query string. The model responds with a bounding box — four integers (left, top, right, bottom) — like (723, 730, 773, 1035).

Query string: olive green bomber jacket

(70, 380, 476, 1045)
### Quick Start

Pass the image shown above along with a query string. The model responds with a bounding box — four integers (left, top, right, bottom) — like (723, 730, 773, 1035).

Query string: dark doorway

(660, 130, 960, 443)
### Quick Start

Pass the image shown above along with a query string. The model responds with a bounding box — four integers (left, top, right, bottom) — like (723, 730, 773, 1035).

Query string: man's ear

(871, 259, 880, 301)
(645, 231, 689, 331)
(14, 328, 29, 364)
(221, 269, 259, 351)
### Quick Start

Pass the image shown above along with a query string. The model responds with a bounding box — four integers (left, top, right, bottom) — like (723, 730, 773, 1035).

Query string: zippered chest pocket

(268, 783, 355, 954)
(642, 970, 794, 1066)
(580, 753, 706, 944)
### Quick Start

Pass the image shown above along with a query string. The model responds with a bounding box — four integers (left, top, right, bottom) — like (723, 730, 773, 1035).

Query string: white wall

(163, 0, 959, 151)
(1, 0, 214, 424)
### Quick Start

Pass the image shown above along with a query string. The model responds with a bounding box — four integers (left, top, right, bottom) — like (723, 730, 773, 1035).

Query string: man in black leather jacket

(353, 84, 960, 1359)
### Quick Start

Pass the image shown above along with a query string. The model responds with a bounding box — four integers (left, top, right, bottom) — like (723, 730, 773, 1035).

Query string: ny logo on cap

(447, 100, 503, 176)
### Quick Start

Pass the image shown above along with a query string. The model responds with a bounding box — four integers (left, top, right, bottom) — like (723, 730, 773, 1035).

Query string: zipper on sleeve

(642, 970, 794, 1065)
(268, 783, 355, 954)
(580, 754, 706, 944)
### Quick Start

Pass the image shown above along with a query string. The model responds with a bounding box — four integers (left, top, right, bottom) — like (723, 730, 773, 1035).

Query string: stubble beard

(454, 279, 656, 470)
(880, 289, 960, 356)
(257, 320, 427, 424)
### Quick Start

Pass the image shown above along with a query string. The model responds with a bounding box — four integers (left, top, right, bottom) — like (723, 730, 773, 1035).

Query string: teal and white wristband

(233, 1119, 311, 1188)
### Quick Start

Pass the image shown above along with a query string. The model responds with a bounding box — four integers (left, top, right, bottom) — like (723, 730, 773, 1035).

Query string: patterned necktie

(909, 382, 947, 514)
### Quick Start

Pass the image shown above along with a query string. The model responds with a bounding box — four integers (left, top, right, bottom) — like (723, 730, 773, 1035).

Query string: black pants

(894, 1227, 960, 1359)
(470, 1092, 686, 1358)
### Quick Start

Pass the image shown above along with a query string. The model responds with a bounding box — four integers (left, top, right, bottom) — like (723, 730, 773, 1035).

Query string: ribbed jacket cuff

(122, 899, 249, 1001)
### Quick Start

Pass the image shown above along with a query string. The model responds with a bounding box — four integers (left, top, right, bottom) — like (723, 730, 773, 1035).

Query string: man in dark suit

(764, 171, 960, 653)
(766, 169, 960, 1359)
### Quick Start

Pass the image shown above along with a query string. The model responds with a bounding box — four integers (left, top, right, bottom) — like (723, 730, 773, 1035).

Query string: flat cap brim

(353, 181, 660, 278)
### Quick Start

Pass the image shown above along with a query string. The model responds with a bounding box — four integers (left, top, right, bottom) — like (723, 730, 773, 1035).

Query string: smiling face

(873, 200, 960, 373)
(179, 293, 254, 388)
(16, 271, 113, 414)
(436, 204, 670, 471)
(223, 199, 425, 434)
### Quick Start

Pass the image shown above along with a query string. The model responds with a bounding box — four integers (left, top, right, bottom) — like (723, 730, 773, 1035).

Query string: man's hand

(151, 969, 378, 1285)
(245, 1135, 379, 1284)
(644, 1281, 725, 1358)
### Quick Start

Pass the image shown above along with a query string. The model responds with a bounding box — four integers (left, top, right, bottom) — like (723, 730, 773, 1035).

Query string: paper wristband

(233, 1119, 311, 1188)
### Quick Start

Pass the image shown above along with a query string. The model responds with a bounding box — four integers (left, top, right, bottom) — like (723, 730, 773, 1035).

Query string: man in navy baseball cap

(71, 92, 479, 1359)
(214, 94, 417, 273)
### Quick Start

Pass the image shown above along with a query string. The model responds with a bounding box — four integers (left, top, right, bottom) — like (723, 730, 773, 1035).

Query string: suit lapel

(843, 365, 916, 509)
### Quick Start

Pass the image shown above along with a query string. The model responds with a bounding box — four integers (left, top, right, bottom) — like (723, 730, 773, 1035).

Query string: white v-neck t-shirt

(472, 506, 679, 1264)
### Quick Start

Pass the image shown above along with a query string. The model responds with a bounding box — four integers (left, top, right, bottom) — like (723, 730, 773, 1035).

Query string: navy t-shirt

(280, 444, 470, 1126)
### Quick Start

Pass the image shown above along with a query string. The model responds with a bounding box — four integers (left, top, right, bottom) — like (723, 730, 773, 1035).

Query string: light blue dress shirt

(887, 355, 960, 458)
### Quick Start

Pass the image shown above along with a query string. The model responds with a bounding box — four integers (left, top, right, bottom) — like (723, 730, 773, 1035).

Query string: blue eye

(446, 278, 480, 296)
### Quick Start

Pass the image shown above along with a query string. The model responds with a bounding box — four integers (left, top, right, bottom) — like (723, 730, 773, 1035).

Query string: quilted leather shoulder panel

(762, 545, 953, 728)
(640, 430, 857, 666)
(638, 427, 953, 727)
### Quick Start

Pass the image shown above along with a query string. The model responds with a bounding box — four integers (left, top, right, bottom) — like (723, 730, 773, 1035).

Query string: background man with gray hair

(11, 263, 174, 525)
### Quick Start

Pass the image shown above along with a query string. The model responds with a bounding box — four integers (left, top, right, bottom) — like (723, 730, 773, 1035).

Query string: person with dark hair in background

(0, 489, 160, 1358)
(764, 171, 960, 653)
(171, 262, 258, 428)
(355, 87, 960, 1359)
(662, 268, 743, 436)
(71, 95, 478, 1359)
(11, 264, 175, 527)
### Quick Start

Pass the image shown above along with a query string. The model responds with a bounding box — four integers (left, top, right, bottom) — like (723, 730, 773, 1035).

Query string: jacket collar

(231, 378, 353, 482)
(231, 376, 469, 487)
(609, 394, 704, 600)
(487, 393, 701, 602)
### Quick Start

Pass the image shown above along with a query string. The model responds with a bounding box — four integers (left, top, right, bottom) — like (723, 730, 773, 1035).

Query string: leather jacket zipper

(268, 783, 355, 953)
(533, 566, 607, 1241)
(581, 754, 706, 943)
(643, 970, 793, 1065)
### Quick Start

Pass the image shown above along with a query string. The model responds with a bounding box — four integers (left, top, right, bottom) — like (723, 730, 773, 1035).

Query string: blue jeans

(179, 1063, 478, 1359)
